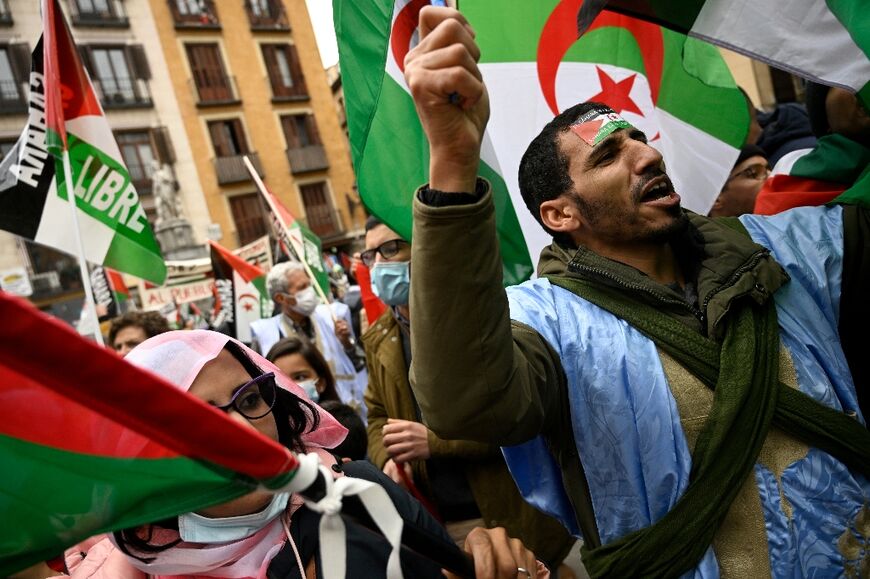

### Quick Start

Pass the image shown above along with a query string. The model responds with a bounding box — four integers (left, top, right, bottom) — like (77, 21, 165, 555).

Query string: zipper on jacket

(568, 262, 707, 329)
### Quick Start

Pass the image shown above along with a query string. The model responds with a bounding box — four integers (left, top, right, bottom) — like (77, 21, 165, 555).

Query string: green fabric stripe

(104, 231, 167, 286)
(359, 77, 533, 285)
(791, 134, 870, 184)
(826, 0, 869, 60)
(0, 434, 255, 576)
(333, 0, 394, 178)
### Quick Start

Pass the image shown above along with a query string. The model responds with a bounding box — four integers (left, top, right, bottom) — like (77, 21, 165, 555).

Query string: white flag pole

(62, 149, 105, 346)
(242, 156, 338, 323)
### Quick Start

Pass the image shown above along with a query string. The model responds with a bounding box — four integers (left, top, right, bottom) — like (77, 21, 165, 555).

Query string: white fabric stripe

(654, 108, 740, 214)
(692, 0, 870, 91)
(34, 178, 114, 264)
(65, 115, 125, 166)
(304, 462, 405, 579)
(771, 147, 814, 176)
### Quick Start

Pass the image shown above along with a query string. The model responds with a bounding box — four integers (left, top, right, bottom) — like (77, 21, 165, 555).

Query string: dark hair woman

(265, 337, 341, 405)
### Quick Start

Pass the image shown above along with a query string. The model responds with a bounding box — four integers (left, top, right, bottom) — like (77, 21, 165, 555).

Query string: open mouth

(640, 179, 672, 202)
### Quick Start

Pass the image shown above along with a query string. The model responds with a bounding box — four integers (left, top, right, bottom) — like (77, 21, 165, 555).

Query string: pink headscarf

(60, 330, 347, 579)
(124, 329, 347, 450)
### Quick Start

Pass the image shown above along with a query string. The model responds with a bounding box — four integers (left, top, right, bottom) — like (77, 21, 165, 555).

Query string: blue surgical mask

(296, 378, 320, 402)
(370, 261, 410, 306)
(178, 492, 290, 543)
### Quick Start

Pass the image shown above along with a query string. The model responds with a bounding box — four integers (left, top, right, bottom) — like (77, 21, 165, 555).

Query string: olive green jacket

(363, 309, 575, 566)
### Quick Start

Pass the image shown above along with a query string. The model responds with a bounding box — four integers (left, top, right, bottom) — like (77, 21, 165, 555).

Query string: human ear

(540, 196, 583, 236)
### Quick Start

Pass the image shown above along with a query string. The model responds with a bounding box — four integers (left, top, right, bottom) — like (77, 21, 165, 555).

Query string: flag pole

(62, 149, 105, 346)
(242, 156, 338, 323)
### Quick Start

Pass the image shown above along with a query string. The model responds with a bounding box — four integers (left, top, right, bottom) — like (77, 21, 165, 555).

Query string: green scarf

(545, 274, 870, 578)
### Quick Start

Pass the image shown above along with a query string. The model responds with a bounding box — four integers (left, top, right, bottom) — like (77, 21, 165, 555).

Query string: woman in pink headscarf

(50, 330, 544, 579)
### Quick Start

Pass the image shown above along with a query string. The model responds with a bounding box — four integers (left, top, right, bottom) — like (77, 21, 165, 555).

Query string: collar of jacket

(536, 211, 789, 338)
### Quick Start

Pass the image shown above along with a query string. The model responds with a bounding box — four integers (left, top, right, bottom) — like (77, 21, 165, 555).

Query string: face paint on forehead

(569, 107, 634, 146)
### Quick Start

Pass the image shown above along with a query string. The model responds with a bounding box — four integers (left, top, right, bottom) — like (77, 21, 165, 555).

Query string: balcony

(0, 80, 27, 114)
(213, 152, 264, 185)
(0, 0, 12, 26)
(70, 0, 128, 27)
(190, 74, 240, 107)
(303, 206, 344, 240)
(286, 145, 328, 174)
(92, 78, 152, 109)
(168, 0, 219, 29)
(245, 0, 289, 31)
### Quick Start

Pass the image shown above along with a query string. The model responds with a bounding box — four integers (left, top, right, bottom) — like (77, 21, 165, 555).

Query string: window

(300, 182, 341, 238)
(117, 132, 156, 192)
(261, 44, 306, 100)
(0, 44, 28, 113)
(245, 0, 288, 30)
(209, 119, 258, 185)
(81, 45, 151, 107)
(282, 114, 328, 173)
(187, 44, 236, 105)
(170, 0, 219, 27)
(282, 114, 321, 148)
(71, 0, 128, 27)
(229, 193, 269, 245)
(208, 119, 248, 158)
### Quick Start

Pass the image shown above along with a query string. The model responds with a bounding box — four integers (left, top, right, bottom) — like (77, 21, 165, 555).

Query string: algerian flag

(209, 240, 271, 343)
(0, 292, 299, 576)
(0, 0, 166, 285)
(599, 0, 870, 107)
(336, 0, 746, 277)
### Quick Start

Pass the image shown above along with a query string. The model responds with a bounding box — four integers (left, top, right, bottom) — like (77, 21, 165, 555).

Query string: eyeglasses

(215, 372, 277, 420)
(360, 239, 408, 267)
(728, 163, 770, 182)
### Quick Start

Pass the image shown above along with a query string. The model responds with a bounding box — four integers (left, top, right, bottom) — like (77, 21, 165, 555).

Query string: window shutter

(128, 45, 151, 80)
(153, 127, 176, 165)
(231, 119, 249, 154)
(287, 44, 307, 95)
(77, 45, 94, 76)
(8, 43, 31, 84)
(305, 114, 321, 146)
(281, 115, 300, 148)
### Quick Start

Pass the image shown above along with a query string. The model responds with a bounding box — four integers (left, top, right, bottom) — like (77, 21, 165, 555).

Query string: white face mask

(288, 286, 319, 317)
(296, 378, 319, 402)
(178, 492, 290, 543)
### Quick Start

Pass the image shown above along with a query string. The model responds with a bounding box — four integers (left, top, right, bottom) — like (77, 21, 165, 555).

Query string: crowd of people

(17, 5, 869, 579)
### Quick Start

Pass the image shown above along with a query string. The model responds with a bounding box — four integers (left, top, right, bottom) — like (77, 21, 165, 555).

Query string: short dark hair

(365, 215, 383, 232)
(319, 400, 368, 461)
(265, 337, 340, 404)
(518, 101, 609, 244)
(108, 311, 170, 345)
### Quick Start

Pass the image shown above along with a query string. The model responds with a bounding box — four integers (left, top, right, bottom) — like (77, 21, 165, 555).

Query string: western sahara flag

(335, 0, 747, 275)
(260, 182, 331, 296)
(209, 240, 271, 343)
(89, 265, 130, 322)
(595, 0, 870, 108)
(0, 0, 166, 285)
(0, 292, 298, 576)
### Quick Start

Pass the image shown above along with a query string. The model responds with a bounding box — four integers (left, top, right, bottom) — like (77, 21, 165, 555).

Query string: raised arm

(405, 7, 566, 446)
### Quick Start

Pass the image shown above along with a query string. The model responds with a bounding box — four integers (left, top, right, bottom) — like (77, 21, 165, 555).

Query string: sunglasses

(360, 239, 409, 268)
(215, 372, 277, 420)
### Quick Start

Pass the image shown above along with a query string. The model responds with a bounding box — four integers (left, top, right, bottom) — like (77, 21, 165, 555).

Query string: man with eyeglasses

(708, 144, 770, 218)
(250, 261, 368, 421)
(400, 6, 870, 577)
(360, 216, 576, 569)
